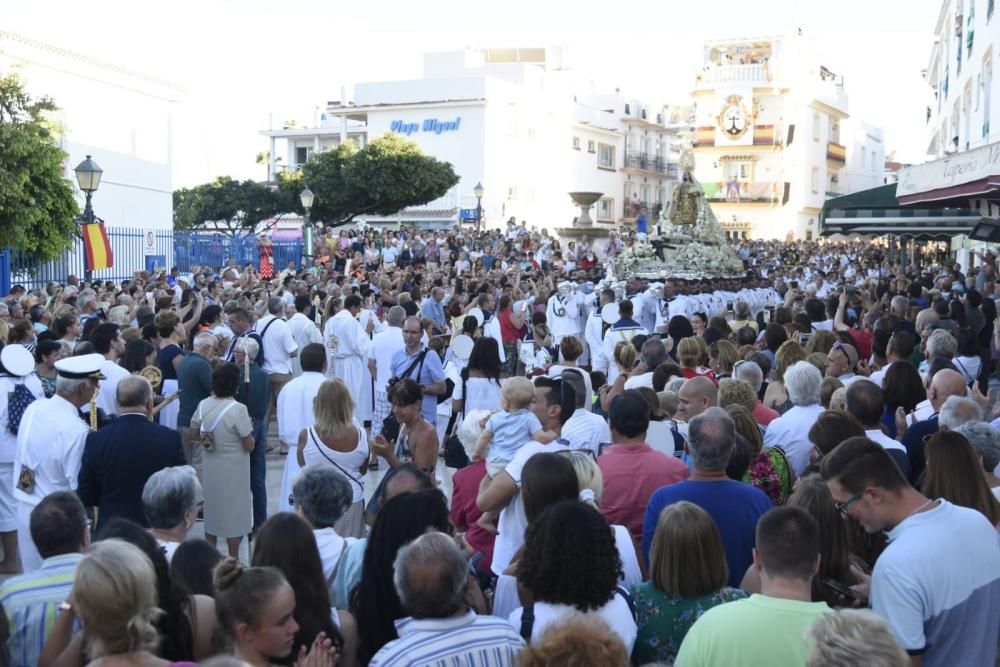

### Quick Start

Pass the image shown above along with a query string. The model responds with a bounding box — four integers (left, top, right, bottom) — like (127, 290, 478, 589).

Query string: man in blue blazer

(77, 375, 186, 531)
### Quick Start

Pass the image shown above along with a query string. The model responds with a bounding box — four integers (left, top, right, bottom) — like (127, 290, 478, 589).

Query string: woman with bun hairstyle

(214, 557, 337, 667)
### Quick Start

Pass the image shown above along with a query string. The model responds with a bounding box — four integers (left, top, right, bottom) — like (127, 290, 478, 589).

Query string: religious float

(616, 150, 745, 281)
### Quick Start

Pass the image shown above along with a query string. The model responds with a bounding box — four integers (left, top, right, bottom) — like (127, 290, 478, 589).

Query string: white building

(0, 30, 179, 275)
(0, 31, 179, 231)
(925, 0, 998, 158)
(262, 47, 685, 231)
(691, 34, 884, 241)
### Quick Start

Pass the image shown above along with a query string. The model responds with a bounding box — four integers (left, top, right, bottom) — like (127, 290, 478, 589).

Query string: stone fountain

(568, 192, 603, 227)
(555, 191, 605, 242)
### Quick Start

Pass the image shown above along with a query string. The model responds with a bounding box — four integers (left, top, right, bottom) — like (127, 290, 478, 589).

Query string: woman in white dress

(297, 379, 369, 538)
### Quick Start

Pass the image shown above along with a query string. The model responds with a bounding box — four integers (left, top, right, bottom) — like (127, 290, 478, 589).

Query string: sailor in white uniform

(602, 300, 648, 384)
(585, 286, 615, 375)
(546, 282, 585, 348)
(13, 354, 103, 572)
(0, 346, 43, 572)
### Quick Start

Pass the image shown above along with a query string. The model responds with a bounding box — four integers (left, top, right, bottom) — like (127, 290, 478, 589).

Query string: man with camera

(389, 316, 448, 428)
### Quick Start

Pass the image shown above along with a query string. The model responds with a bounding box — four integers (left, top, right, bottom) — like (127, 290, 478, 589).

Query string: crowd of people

(0, 218, 995, 666)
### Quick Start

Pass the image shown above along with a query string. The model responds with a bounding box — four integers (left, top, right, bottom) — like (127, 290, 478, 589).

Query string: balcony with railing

(623, 152, 679, 176)
(702, 181, 783, 203)
(695, 62, 773, 89)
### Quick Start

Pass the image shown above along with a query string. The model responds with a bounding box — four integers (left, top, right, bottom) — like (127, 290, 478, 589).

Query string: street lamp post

(74, 155, 103, 284)
(300, 187, 315, 267)
(473, 182, 484, 233)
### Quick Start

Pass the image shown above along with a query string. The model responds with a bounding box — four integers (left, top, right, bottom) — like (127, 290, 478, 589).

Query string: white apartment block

(925, 0, 999, 158)
(261, 47, 686, 231)
(691, 34, 884, 241)
(0, 30, 180, 233)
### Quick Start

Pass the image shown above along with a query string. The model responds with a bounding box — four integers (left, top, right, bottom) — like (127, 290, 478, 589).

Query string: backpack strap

(519, 602, 535, 642)
(616, 585, 637, 622)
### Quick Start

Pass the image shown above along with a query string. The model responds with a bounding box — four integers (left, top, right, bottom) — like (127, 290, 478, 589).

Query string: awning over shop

(896, 140, 1000, 206)
(820, 183, 985, 239)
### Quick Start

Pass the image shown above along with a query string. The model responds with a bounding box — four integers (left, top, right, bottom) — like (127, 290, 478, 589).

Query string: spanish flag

(82, 223, 113, 271)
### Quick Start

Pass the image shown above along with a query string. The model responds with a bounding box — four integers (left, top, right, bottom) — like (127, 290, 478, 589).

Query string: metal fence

(0, 229, 307, 295)
(2, 227, 174, 294)
(173, 233, 303, 273)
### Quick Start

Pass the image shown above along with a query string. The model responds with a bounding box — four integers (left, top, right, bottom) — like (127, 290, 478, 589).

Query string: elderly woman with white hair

(919, 328, 958, 379)
(142, 465, 203, 562)
(762, 361, 825, 476)
(293, 464, 357, 590)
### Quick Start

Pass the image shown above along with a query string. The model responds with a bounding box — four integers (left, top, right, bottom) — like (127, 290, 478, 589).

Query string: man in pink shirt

(598, 390, 690, 544)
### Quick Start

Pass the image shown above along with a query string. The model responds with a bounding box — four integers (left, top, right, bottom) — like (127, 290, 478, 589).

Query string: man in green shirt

(675, 506, 829, 667)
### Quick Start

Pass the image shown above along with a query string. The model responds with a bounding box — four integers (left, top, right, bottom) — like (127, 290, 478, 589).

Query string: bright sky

(5, 0, 939, 188)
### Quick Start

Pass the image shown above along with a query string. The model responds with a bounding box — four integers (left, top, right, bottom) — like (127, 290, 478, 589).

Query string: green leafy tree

(278, 133, 459, 225)
(173, 176, 293, 235)
(0, 73, 80, 259)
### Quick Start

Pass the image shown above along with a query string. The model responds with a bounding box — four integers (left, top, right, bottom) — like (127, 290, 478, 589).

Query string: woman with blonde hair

(599, 342, 639, 412)
(807, 609, 909, 667)
(763, 340, 807, 414)
(297, 379, 369, 538)
(71, 539, 175, 666)
(804, 330, 837, 356)
(630, 501, 746, 665)
(567, 451, 643, 587)
(708, 340, 739, 380)
(677, 337, 715, 381)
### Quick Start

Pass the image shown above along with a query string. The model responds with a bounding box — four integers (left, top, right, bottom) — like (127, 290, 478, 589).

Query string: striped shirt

(560, 408, 612, 456)
(0, 552, 83, 667)
(369, 610, 525, 667)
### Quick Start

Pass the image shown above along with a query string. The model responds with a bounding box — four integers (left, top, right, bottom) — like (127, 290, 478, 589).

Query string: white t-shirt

(368, 327, 406, 392)
(508, 592, 637, 652)
(623, 372, 654, 391)
(872, 500, 1000, 664)
(257, 315, 298, 375)
(492, 440, 569, 576)
(96, 359, 131, 417)
(157, 539, 181, 563)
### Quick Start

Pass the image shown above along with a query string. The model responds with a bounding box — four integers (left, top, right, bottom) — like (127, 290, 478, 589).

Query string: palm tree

(255, 151, 281, 181)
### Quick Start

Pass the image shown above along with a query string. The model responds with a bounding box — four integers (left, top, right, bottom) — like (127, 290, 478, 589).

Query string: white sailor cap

(54, 353, 106, 380)
(0, 345, 35, 377)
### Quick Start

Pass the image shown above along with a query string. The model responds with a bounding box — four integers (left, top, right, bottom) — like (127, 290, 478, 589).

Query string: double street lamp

(300, 187, 315, 266)
(74, 155, 103, 284)
(474, 182, 484, 232)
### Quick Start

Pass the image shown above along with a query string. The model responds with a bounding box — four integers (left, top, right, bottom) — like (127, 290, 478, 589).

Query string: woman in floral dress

(631, 501, 746, 665)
